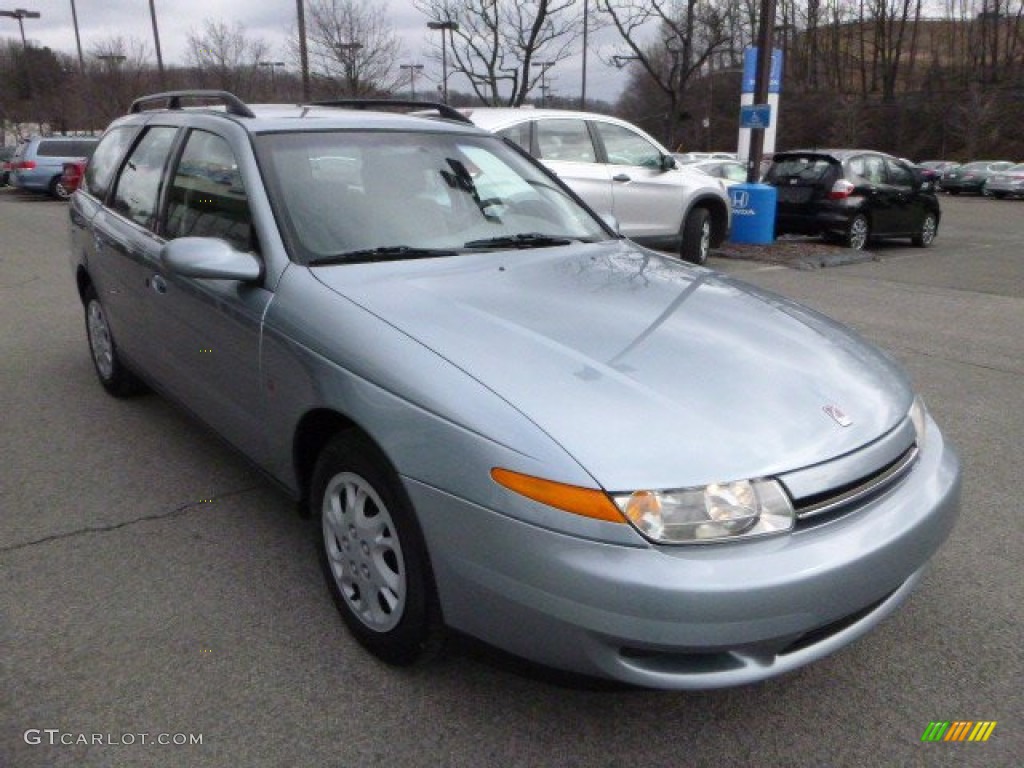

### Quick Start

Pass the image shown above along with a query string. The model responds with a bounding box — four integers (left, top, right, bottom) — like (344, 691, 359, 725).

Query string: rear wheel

(679, 207, 711, 265)
(313, 432, 444, 665)
(845, 214, 870, 250)
(83, 286, 146, 397)
(912, 212, 938, 247)
(50, 175, 71, 200)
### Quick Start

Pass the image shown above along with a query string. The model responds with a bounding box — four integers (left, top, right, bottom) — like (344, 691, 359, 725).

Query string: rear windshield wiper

(309, 246, 458, 266)
(463, 233, 578, 250)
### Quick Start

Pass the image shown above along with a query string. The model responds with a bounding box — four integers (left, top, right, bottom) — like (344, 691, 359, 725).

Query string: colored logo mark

(921, 721, 997, 742)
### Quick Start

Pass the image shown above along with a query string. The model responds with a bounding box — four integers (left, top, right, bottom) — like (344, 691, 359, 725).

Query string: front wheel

(313, 432, 444, 665)
(845, 214, 870, 250)
(679, 207, 711, 265)
(912, 212, 938, 247)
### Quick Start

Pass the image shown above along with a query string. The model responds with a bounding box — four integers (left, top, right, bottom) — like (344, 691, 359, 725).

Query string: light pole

(427, 20, 458, 103)
(531, 61, 554, 107)
(259, 61, 286, 97)
(580, 0, 588, 109)
(69, 0, 83, 72)
(399, 63, 424, 99)
(296, 0, 310, 101)
(147, 0, 165, 86)
(0, 8, 41, 50)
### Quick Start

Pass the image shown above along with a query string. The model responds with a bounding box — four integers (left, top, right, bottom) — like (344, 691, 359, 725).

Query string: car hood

(312, 241, 911, 490)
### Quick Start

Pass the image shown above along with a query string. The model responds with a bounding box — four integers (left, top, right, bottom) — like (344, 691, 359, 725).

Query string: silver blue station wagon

(69, 92, 961, 689)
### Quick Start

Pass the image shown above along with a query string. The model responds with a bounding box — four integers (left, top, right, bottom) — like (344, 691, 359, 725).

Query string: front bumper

(407, 420, 961, 689)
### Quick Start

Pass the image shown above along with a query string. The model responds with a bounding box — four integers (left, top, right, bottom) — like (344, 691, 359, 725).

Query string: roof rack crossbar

(130, 90, 256, 118)
(309, 99, 472, 125)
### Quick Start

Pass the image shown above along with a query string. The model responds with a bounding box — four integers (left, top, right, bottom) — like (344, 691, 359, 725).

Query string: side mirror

(160, 237, 261, 281)
(661, 154, 678, 171)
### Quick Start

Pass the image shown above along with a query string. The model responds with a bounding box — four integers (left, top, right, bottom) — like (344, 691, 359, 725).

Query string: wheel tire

(845, 214, 870, 251)
(912, 212, 938, 247)
(992, 192, 1007, 200)
(50, 175, 71, 201)
(313, 432, 444, 666)
(946, 189, 959, 196)
(679, 207, 711, 265)
(83, 286, 146, 397)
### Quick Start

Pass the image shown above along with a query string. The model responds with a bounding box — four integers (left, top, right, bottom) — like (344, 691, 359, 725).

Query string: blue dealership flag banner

(742, 49, 783, 94)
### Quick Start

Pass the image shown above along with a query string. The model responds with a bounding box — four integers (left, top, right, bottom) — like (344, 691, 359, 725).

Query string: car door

(590, 120, 679, 239)
(91, 125, 180, 378)
(528, 118, 613, 219)
(152, 128, 272, 462)
(850, 153, 900, 235)
(883, 157, 926, 235)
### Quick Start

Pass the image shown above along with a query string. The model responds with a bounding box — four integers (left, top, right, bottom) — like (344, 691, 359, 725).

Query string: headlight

(909, 395, 928, 448)
(613, 478, 794, 544)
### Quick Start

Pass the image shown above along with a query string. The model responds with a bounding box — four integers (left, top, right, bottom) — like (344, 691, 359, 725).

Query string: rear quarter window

(84, 127, 137, 200)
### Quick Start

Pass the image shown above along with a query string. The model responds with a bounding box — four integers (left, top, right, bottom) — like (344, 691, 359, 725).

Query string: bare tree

(415, 0, 584, 106)
(296, 0, 403, 96)
(185, 19, 268, 93)
(87, 36, 157, 124)
(598, 0, 734, 147)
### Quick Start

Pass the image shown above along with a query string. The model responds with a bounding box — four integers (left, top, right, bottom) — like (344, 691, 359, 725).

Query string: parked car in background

(60, 159, 88, 196)
(0, 145, 15, 186)
(940, 160, 1014, 195)
(917, 160, 960, 190)
(691, 159, 748, 186)
(983, 163, 1024, 199)
(465, 107, 731, 264)
(764, 149, 941, 250)
(69, 91, 959, 690)
(9, 136, 99, 199)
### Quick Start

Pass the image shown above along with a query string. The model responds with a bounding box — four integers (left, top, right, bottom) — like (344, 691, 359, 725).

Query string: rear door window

(535, 119, 597, 163)
(111, 126, 178, 229)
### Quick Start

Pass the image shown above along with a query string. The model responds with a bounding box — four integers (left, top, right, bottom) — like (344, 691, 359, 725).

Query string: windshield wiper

(463, 233, 578, 250)
(309, 246, 458, 266)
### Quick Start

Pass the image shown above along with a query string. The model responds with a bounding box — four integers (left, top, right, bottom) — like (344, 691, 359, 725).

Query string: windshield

(255, 130, 611, 264)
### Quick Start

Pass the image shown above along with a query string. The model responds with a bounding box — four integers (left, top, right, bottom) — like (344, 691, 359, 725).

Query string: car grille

(791, 445, 919, 526)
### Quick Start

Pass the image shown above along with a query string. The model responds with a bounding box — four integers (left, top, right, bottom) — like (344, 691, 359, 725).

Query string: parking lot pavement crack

(0, 485, 262, 554)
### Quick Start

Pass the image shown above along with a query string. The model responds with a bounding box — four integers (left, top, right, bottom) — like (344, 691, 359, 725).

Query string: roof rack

(130, 90, 256, 119)
(309, 99, 472, 125)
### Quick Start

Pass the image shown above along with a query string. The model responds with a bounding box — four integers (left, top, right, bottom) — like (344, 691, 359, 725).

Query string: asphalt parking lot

(2, 188, 1021, 767)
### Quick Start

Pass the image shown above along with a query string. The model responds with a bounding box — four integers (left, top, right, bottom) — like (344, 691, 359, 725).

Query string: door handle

(149, 275, 168, 294)
(612, 173, 632, 182)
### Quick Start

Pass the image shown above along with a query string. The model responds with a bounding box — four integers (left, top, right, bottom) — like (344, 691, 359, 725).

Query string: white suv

(465, 108, 730, 264)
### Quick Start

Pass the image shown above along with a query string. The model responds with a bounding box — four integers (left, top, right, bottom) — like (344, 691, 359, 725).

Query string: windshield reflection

(257, 131, 611, 264)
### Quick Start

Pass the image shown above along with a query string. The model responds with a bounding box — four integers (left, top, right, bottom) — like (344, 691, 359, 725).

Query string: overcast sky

(7, 0, 632, 102)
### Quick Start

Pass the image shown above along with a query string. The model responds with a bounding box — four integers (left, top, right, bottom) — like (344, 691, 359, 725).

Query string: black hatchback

(764, 149, 941, 250)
